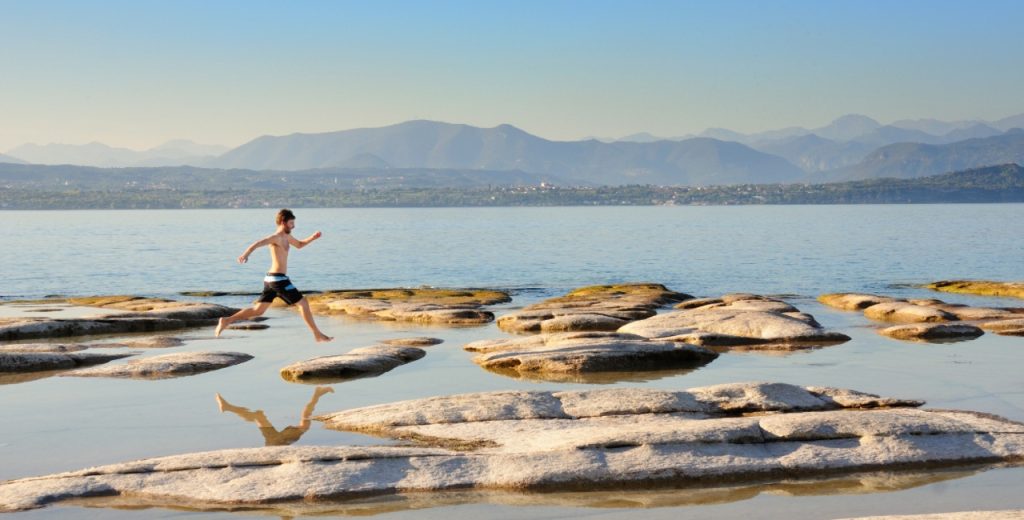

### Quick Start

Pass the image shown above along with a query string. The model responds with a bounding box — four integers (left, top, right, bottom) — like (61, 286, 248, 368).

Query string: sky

(2, 0, 1023, 151)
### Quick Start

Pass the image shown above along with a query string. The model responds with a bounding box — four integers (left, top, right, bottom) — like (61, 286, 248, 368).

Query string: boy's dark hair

(276, 209, 296, 225)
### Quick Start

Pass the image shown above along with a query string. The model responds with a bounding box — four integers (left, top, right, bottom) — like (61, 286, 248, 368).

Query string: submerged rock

(620, 295, 849, 350)
(308, 288, 509, 325)
(280, 345, 426, 383)
(878, 323, 985, 341)
(62, 351, 252, 379)
(497, 283, 691, 334)
(464, 331, 717, 381)
(0, 296, 236, 341)
(4, 382, 1020, 513)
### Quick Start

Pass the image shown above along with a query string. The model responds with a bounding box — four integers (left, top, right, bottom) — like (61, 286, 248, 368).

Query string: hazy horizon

(2, 0, 1024, 151)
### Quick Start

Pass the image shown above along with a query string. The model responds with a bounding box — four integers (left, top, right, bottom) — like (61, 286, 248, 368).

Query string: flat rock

(0, 469, 993, 515)
(979, 318, 1024, 335)
(308, 288, 508, 325)
(497, 283, 691, 334)
(280, 345, 425, 383)
(227, 323, 270, 330)
(61, 351, 252, 379)
(0, 296, 236, 341)
(381, 337, 444, 347)
(927, 280, 1024, 300)
(878, 323, 985, 342)
(819, 293, 903, 311)
(5, 383, 1018, 513)
(620, 296, 849, 349)
(0, 351, 134, 373)
(0, 343, 91, 353)
(463, 331, 717, 381)
(863, 302, 957, 323)
(318, 382, 922, 432)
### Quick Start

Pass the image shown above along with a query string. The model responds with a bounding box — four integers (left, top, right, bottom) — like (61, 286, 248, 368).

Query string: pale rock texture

(280, 345, 426, 382)
(2, 382, 1019, 513)
(61, 351, 252, 379)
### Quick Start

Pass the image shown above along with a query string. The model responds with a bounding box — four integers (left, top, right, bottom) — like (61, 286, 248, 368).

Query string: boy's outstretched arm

(238, 236, 274, 264)
(289, 231, 322, 249)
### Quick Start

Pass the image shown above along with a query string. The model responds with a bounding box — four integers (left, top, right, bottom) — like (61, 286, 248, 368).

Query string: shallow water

(2, 205, 1024, 518)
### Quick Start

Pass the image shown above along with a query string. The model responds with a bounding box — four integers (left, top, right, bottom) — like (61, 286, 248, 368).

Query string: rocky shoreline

(2, 282, 1023, 515)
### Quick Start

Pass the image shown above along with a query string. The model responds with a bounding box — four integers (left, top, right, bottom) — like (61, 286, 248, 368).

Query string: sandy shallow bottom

(2, 289, 1023, 518)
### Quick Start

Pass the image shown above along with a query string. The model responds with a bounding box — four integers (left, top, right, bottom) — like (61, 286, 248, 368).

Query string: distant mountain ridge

(5, 140, 229, 168)
(0, 152, 26, 164)
(6, 111, 1024, 185)
(209, 120, 805, 186)
(832, 129, 1024, 180)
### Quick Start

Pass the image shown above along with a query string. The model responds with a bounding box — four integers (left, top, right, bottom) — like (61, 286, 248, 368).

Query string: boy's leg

(296, 298, 333, 342)
(216, 302, 271, 337)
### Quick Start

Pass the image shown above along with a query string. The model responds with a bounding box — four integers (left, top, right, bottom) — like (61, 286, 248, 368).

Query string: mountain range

(5, 140, 229, 168)
(4, 113, 1024, 186)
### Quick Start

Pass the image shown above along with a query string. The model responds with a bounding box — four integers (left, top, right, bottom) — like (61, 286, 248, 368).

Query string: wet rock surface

(619, 294, 849, 350)
(307, 288, 509, 325)
(280, 345, 426, 383)
(61, 351, 253, 379)
(464, 331, 717, 381)
(3, 382, 1020, 513)
(0, 296, 237, 341)
(496, 283, 691, 334)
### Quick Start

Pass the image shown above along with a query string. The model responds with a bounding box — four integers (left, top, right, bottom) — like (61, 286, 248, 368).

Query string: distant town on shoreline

(1, 163, 1020, 209)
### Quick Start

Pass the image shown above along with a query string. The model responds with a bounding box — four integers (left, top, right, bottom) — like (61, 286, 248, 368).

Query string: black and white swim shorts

(256, 272, 304, 306)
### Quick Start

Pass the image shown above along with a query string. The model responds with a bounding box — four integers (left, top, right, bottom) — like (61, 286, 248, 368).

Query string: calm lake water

(2, 205, 1024, 519)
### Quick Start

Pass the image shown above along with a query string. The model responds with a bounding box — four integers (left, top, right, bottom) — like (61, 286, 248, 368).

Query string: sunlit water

(2, 205, 1024, 519)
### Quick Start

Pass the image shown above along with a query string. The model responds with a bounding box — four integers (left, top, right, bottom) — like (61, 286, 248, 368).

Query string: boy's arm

(238, 236, 274, 264)
(288, 231, 322, 249)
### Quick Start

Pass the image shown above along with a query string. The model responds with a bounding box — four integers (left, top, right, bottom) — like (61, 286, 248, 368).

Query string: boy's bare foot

(315, 333, 333, 343)
(313, 386, 334, 397)
(215, 318, 227, 338)
(215, 393, 227, 412)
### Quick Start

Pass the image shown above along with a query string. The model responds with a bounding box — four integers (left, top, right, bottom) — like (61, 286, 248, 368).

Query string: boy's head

(276, 209, 296, 233)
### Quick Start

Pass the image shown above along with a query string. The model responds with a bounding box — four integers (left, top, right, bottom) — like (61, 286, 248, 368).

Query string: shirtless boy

(215, 209, 333, 342)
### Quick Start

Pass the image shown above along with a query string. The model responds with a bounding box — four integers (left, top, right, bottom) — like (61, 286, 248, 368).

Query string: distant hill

(832, 129, 1024, 180)
(0, 152, 26, 164)
(5, 140, 227, 167)
(751, 134, 873, 173)
(208, 120, 806, 185)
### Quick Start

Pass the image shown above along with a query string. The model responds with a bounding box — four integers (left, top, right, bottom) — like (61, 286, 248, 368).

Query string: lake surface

(2, 205, 1024, 519)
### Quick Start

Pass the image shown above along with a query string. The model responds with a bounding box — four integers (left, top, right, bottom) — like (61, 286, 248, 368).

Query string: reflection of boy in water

(215, 386, 334, 446)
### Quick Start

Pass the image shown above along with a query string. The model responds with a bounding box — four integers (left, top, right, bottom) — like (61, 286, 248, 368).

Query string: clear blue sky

(2, 0, 1022, 150)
